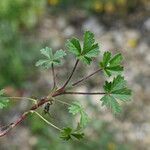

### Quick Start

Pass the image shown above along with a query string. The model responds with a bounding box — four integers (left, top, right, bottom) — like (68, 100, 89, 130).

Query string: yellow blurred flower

(127, 39, 138, 48)
(93, 1, 103, 12)
(107, 142, 116, 150)
(104, 2, 115, 13)
(48, 0, 59, 6)
(117, 0, 126, 6)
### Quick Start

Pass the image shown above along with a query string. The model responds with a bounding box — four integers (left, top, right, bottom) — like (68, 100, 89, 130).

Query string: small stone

(144, 18, 150, 31)
(63, 26, 75, 37)
(82, 17, 104, 36)
(57, 17, 67, 29)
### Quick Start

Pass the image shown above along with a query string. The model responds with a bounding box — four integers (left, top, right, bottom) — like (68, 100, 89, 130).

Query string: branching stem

(0, 67, 104, 137)
(55, 99, 71, 106)
(62, 92, 105, 95)
(6, 96, 37, 104)
(52, 63, 56, 88)
(62, 59, 79, 89)
(72, 68, 102, 86)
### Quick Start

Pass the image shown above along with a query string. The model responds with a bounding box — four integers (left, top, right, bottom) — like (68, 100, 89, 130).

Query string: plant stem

(62, 92, 105, 95)
(52, 63, 56, 88)
(0, 92, 63, 137)
(30, 110, 62, 131)
(6, 96, 37, 104)
(30, 98, 49, 110)
(72, 68, 102, 87)
(55, 99, 71, 106)
(0, 67, 104, 137)
(0, 111, 29, 137)
(62, 59, 79, 89)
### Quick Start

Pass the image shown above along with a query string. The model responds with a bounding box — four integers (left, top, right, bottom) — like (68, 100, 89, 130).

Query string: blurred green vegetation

(28, 100, 132, 150)
(48, 0, 148, 15)
(0, 0, 46, 88)
(0, 0, 146, 149)
(0, 0, 46, 29)
(29, 112, 132, 150)
(0, 0, 148, 88)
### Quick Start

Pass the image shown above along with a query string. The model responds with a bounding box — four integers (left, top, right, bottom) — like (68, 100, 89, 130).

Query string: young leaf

(80, 111, 89, 128)
(101, 95, 122, 114)
(68, 101, 82, 115)
(71, 132, 84, 140)
(100, 52, 123, 76)
(66, 38, 81, 55)
(68, 101, 89, 128)
(0, 89, 9, 109)
(36, 47, 66, 69)
(100, 75, 132, 114)
(60, 127, 84, 141)
(60, 127, 72, 140)
(66, 31, 100, 65)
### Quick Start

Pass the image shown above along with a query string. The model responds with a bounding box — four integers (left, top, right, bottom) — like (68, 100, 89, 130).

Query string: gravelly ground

(0, 12, 150, 150)
(38, 13, 150, 149)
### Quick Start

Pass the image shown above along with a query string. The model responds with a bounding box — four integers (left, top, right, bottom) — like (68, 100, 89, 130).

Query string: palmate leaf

(68, 101, 82, 115)
(66, 31, 100, 65)
(36, 47, 66, 69)
(100, 75, 132, 114)
(60, 127, 84, 141)
(100, 51, 123, 76)
(68, 101, 89, 128)
(101, 95, 122, 114)
(80, 111, 89, 128)
(0, 89, 9, 109)
(60, 127, 72, 140)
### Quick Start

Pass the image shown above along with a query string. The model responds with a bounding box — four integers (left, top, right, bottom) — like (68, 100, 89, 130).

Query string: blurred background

(0, 0, 150, 149)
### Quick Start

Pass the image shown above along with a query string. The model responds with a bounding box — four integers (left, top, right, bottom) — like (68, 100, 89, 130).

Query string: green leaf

(71, 132, 84, 140)
(101, 95, 122, 114)
(0, 89, 9, 109)
(53, 50, 67, 60)
(60, 127, 72, 140)
(36, 47, 66, 69)
(0, 89, 5, 95)
(68, 101, 82, 115)
(66, 38, 81, 55)
(100, 75, 132, 114)
(60, 127, 84, 141)
(100, 52, 123, 76)
(40, 47, 52, 58)
(83, 31, 95, 51)
(66, 31, 100, 65)
(80, 111, 89, 128)
(68, 101, 89, 128)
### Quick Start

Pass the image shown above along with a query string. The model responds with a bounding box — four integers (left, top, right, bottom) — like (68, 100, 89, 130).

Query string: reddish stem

(0, 68, 103, 137)
(0, 112, 28, 137)
(62, 92, 105, 95)
(52, 63, 56, 88)
(0, 91, 61, 137)
(72, 68, 102, 86)
(62, 59, 79, 89)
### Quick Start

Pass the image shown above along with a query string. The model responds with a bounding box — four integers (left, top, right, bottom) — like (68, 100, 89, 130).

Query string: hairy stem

(72, 68, 102, 86)
(52, 63, 56, 88)
(62, 92, 105, 95)
(62, 59, 79, 89)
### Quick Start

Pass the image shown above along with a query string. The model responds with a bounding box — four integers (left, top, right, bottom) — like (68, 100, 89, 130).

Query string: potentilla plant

(0, 31, 132, 140)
